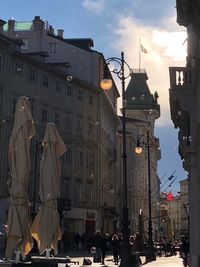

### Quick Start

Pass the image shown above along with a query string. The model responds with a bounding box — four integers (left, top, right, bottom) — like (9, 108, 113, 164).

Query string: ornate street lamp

(101, 52, 133, 267)
(135, 130, 156, 262)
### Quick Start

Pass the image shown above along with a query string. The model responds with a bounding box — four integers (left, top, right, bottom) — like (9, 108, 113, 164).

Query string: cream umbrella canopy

(31, 123, 66, 255)
(6, 96, 36, 259)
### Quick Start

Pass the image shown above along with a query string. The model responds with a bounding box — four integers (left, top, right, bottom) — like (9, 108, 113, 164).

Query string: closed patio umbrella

(31, 123, 66, 255)
(6, 96, 35, 259)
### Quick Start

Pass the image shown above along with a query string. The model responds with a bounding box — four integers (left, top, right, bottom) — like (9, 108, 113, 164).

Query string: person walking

(180, 235, 190, 266)
(111, 234, 120, 265)
(91, 230, 102, 263)
(100, 233, 109, 265)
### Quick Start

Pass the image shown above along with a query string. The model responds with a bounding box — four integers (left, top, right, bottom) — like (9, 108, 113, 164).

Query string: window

(29, 68, 36, 81)
(78, 89, 83, 102)
(56, 80, 61, 93)
(66, 84, 72, 96)
(75, 147, 83, 167)
(42, 74, 49, 87)
(74, 182, 81, 201)
(65, 147, 72, 166)
(49, 42, 56, 53)
(89, 94, 94, 105)
(21, 39, 29, 50)
(66, 113, 72, 129)
(76, 116, 82, 134)
(55, 112, 60, 125)
(86, 184, 92, 204)
(64, 181, 70, 200)
(41, 108, 47, 122)
(12, 98, 17, 113)
(88, 121, 94, 136)
(14, 62, 22, 75)
(87, 150, 94, 170)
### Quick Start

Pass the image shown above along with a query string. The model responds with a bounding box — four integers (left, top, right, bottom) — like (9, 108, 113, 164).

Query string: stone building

(0, 16, 162, 251)
(117, 69, 161, 240)
(0, 16, 120, 246)
(179, 178, 189, 237)
(169, 1, 200, 265)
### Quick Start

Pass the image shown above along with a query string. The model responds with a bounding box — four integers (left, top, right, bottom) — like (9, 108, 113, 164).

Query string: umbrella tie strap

(10, 196, 29, 207)
(42, 199, 57, 209)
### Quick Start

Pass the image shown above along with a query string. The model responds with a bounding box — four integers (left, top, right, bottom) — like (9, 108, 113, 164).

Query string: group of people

(91, 230, 142, 265)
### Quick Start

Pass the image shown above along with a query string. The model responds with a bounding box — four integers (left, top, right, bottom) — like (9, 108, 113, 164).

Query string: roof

(47, 32, 94, 51)
(125, 69, 160, 112)
(3, 21, 32, 31)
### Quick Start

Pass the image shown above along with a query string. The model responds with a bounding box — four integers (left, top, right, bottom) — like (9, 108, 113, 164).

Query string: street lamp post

(101, 52, 133, 267)
(135, 130, 156, 262)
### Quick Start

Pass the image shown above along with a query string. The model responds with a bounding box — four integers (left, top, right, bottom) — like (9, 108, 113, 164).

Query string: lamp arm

(105, 52, 132, 81)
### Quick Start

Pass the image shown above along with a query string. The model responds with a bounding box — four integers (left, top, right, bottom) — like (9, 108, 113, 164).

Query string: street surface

(0, 249, 184, 266)
(57, 250, 184, 266)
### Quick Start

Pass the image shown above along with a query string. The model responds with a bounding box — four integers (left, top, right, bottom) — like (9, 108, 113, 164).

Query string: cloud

(82, 0, 105, 13)
(110, 15, 187, 126)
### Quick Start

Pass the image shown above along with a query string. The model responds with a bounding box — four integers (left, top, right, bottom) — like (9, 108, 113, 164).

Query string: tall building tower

(125, 69, 160, 239)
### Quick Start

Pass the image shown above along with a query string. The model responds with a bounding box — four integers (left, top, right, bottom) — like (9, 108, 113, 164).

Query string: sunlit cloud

(110, 16, 187, 126)
(82, 0, 105, 13)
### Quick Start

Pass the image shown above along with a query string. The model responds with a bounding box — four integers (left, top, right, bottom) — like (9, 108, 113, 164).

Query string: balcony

(169, 67, 194, 128)
(169, 67, 193, 89)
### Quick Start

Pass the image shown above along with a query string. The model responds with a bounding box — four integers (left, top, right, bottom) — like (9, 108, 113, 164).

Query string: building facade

(169, 1, 200, 265)
(117, 69, 161, 240)
(0, 17, 120, 248)
(179, 178, 189, 237)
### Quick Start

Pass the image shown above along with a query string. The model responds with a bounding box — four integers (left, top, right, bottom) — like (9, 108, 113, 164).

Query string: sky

(1, 0, 188, 194)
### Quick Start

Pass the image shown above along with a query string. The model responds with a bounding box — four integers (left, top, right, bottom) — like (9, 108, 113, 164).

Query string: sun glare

(152, 31, 187, 61)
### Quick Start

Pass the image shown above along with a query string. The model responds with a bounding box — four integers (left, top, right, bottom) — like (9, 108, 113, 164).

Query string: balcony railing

(169, 67, 193, 88)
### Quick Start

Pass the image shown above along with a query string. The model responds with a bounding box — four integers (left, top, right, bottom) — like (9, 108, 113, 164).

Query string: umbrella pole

(14, 250, 21, 263)
(45, 248, 51, 258)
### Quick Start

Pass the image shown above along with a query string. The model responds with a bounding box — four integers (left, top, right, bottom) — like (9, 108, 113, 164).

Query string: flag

(168, 171, 176, 180)
(167, 191, 173, 201)
(141, 44, 148, 53)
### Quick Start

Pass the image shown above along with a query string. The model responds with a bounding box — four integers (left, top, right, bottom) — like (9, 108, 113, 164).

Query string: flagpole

(139, 38, 141, 73)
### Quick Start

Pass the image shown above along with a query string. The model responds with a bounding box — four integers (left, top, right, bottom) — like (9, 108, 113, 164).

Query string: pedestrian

(100, 233, 109, 265)
(91, 230, 102, 263)
(62, 230, 69, 253)
(134, 232, 142, 252)
(180, 235, 189, 266)
(130, 234, 142, 266)
(111, 234, 120, 265)
(73, 232, 81, 250)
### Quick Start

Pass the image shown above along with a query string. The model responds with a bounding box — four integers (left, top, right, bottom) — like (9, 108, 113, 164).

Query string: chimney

(57, 29, 64, 38)
(49, 25, 54, 35)
(33, 16, 45, 31)
(0, 19, 6, 32)
(8, 18, 15, 35)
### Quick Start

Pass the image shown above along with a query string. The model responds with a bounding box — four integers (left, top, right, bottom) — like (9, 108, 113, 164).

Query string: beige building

(159, 192, 181, 241)
(0, 16, 162, 251)
(117, 69, 161, 239)
(179, 178, 189, 237)
(169, 1, 200, 265)
(0, 16, 120, 245)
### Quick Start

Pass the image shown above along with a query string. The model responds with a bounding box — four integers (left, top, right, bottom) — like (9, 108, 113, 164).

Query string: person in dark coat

(91, 230, 102, 263)
(111, 234, 120, 264)
(100, 233, 109, 265)
(73, 232, 81, 250)
(180, 235, 190, 262)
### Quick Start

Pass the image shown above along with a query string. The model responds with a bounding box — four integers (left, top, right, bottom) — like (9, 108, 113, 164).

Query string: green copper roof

(3, 21, 32, 31)
(125, 70, 159, 111)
